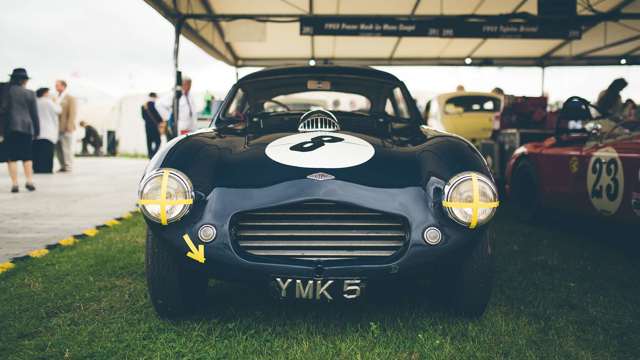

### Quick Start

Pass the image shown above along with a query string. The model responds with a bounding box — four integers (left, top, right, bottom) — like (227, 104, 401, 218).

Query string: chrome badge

(307, 172, 335, 181)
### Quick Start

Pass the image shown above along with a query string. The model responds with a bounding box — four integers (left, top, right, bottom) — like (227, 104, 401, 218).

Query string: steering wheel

(263, 99, 291, 112)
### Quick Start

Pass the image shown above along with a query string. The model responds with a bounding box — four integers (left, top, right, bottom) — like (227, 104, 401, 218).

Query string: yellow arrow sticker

(183, 234, 205, 264)
(442, 173, 499, 229)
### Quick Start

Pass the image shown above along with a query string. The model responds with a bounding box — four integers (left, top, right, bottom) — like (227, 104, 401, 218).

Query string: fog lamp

(423, 227, 442, 245)
(198, 224, 217, 243)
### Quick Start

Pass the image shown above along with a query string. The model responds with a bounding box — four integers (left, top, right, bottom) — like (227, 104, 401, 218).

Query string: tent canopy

(144, 0, 640, 67)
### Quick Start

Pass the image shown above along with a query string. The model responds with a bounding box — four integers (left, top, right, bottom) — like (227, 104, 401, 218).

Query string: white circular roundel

(587, 146, 624, 216)
(265, 132, 375, 169)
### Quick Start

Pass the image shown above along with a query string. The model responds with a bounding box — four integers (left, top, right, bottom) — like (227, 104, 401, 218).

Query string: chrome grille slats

(297, 110, 340, 132)
(232, 201, 407, 261)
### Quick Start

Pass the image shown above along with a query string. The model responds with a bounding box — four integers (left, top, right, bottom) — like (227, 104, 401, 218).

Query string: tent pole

(540, 66, 545, 97)
(172, 16, 184, 138)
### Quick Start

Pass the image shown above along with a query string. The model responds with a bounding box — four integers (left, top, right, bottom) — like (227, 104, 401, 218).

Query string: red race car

(506, 97, 640, 224)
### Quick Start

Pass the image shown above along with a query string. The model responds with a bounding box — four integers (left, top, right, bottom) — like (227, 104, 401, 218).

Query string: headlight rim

(442, 171, 498, 228)
(138, 168, 194, 225)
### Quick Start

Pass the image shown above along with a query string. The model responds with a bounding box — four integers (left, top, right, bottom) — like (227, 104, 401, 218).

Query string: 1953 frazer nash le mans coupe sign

(138, 66, 499, 319)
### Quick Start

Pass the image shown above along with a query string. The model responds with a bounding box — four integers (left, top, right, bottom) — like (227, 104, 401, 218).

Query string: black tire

(510, 159, 541, 222)
(145, 228, 208, 319)
(431, 228, 495, 317)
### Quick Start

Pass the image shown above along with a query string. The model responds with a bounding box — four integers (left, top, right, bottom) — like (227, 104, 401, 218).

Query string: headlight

(138, 168, 194, 225)
(442, 172, 498, 229)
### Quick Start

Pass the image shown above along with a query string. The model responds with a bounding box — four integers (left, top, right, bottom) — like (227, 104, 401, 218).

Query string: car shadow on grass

(148, 206, 638, 357)
(193, 279, 458, 325)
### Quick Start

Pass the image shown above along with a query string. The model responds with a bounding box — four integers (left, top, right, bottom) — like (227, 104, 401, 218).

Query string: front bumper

(146, 179, 486, 281)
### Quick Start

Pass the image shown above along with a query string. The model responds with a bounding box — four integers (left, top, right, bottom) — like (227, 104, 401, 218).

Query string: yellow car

(425, 92, 502, 144)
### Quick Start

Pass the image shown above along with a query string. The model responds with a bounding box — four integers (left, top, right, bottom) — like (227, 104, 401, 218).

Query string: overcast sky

(0, 0, 239, 99)
(2, 0, 638, 104)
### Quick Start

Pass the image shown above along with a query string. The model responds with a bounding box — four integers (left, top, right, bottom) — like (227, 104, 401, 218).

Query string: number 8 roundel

(587, 146, 624, 216)
(265, 131, 375, 169)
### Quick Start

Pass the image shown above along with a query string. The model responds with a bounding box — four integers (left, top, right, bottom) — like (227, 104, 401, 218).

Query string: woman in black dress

(4, 68, 39, 193)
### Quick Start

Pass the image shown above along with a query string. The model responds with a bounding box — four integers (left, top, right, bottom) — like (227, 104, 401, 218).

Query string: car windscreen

(444, 96, 501, 114)
(220, 75, 413, 122)
(264, 91, 371, 114)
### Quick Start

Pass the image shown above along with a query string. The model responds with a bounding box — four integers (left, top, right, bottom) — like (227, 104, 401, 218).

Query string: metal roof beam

(541, 0, 635, 58)
(200, 0, 238, 65)
(237, 55, 640, 67)
(574, 33, 640, 58)
(309, 0, 315, 61)
(172, 12, 640, 22)
(624, 44, 640, 55)
(467, 0, 529, 59)
(388, 0, 421, 60)
(145, 0, 235, 64)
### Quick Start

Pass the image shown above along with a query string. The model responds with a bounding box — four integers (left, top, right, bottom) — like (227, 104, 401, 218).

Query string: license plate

(273, 277, 364, 301)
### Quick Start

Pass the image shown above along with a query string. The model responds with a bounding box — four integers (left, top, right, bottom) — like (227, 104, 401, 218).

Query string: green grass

(0, 210, 638, 359)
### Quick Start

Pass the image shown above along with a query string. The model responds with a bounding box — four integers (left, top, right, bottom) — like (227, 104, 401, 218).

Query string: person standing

(54, 79, 77, 172)
(4, 68, 39, 193)
(33, 87, 61, 173)
(596, 78, 628, 117)
(156, 77, 198, 137)
(621, 99, 637, 121)
(141, 92, 163, 158)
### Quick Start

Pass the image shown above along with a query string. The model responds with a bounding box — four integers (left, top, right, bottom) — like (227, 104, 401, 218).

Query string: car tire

(510, 159, 540, 222)
(431, 228, 494, 317)
(145, 228, 207, 319)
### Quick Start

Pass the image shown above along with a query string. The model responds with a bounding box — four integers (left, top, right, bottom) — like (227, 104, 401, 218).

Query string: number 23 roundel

(265, 132, 375, 169)
(587, 146, 624, 216)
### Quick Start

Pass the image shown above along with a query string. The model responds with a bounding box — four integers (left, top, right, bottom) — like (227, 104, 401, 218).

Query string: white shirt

(36, 97, 62, 143)
(54, 90, 68, 105)
(156, 92, 198, 134)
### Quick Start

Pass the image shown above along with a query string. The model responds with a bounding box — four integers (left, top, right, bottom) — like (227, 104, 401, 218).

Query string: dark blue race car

(138, 66, 499, 318)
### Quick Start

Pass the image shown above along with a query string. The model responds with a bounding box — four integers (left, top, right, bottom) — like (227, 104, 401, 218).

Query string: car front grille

(232, 201, 408, 261)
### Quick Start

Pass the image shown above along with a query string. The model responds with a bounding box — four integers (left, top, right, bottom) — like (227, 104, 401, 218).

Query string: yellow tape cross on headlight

(442, 173, 499, 229)
(138, 170, 193, 225)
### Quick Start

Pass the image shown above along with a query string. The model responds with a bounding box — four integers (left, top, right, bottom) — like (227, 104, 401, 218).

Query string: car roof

(237, 65, 401, 83)
(436, 91, 503, 100)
